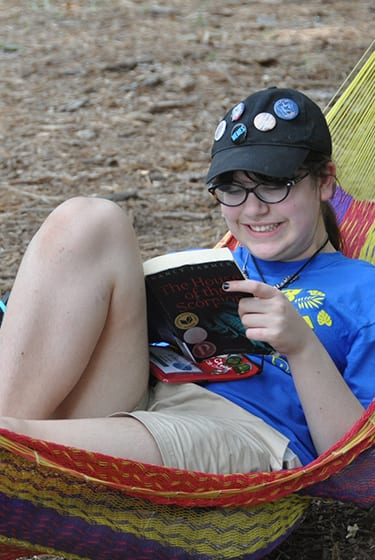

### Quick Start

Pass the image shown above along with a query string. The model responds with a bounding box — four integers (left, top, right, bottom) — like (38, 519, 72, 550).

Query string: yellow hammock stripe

(325, 40, 375, 201)
(0, 537, 79, 560)
(0, 450, 310, 559)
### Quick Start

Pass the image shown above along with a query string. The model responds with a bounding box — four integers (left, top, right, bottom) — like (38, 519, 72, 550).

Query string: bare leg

(0, 196, 164, 463)
(0, 416, 163, 464)
(0, 197, 150, 419)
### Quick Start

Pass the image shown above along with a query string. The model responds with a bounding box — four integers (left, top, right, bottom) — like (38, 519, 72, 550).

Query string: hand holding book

(144, 248, 274, 381)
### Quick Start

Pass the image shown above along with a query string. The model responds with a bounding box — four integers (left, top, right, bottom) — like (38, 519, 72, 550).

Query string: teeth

(251, 224, 279, 232)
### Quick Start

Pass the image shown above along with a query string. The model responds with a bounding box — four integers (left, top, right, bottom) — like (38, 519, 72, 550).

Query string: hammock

(0, 43, 374, 560)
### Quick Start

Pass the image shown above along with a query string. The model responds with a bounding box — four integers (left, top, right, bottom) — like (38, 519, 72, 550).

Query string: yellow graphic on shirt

(284, 289, 333, 328)
(270, 288, 333, 374)
(270, 354, 289, 371)
(317, 310, 332, 326)
(283, 289, 301, 302)
(284, 289, 326, 309)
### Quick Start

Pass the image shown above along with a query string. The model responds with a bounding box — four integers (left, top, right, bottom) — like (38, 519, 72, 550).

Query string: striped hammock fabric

(0, 42, 374, 560)
(0, 402, 374, 560)
(326, 42, 375, 263)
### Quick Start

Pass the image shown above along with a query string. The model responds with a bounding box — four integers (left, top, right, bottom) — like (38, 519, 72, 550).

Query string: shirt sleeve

(343, 322, 375, 409)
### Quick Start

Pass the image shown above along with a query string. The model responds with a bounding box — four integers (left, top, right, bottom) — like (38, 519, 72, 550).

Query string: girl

(0, 87, 373, 473)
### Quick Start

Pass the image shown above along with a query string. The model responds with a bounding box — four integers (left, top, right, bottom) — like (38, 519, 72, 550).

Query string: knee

(32, 197, 136, 260)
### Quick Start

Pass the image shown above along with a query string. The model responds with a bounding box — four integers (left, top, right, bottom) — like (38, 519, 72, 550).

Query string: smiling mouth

(249, 223, 281, 233)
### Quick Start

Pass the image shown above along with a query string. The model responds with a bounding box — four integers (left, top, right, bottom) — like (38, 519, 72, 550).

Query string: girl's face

(221, 164, 336, 262)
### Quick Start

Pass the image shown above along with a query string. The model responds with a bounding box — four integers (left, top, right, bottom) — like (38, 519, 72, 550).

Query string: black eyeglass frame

(208, 171, 310, 206)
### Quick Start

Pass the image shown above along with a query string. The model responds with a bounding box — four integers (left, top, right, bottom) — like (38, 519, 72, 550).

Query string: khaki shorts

(113, 382, 301, 474)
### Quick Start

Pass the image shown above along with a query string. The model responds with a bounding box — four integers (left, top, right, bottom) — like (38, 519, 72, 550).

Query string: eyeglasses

(208, 171, 310, 206)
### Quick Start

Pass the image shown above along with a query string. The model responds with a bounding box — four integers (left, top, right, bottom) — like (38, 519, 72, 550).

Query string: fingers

(222, 279, 296, 354)
(222, 279, 277, 299)
(222, 279, 316, 355)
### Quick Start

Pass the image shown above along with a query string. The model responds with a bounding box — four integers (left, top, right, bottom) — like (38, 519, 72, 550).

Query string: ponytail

(321, 200, 344, 252)
(302, 152, 345, 252)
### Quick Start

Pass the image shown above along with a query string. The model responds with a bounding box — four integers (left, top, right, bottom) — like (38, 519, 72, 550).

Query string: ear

(319, 161, 336, 201)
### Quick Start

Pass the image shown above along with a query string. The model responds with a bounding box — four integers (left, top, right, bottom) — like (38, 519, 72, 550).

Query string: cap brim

(206, 145, 310, 183)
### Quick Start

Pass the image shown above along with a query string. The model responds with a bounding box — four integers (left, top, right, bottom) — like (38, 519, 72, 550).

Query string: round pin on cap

(231, 123, 247, 144)
(253, 112, 276, 132)
(214, 120, 227, 141)
(231, 102, 245, 122)
(274, 98, 300, 120)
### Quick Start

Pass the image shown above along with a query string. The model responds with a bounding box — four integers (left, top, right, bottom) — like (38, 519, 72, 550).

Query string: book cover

(144, 247, 274, 361)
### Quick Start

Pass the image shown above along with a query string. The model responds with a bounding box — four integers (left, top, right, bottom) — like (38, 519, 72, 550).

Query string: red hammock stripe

(0, 398, 374, 508)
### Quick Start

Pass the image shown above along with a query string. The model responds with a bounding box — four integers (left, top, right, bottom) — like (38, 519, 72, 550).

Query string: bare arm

(223, 279, 365, 455)
(283, 327, 364, 454)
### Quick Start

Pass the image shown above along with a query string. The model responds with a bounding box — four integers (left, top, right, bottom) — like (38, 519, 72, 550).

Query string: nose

(242, 191, 270, 215)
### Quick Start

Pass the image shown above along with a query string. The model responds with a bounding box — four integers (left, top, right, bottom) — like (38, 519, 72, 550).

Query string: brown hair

(302, 152, 344, 252)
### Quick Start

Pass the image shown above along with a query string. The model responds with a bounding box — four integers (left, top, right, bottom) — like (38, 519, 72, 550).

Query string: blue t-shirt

(204, 246, 375, 465)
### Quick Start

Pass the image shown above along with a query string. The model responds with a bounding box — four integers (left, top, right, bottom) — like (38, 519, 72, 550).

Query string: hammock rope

(325, 39, 375, 201)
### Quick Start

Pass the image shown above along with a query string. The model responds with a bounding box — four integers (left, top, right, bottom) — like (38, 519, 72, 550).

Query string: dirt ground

(0, 1, 374, 558)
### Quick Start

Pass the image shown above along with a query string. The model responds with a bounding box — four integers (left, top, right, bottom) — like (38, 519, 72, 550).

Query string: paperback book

(144, 247, 274, 368)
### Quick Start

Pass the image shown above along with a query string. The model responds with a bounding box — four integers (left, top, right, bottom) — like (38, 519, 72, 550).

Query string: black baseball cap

(206, 87, 332, 183)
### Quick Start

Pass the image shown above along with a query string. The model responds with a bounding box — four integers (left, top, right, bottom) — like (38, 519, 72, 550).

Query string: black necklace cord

(243, 237, 330, 290)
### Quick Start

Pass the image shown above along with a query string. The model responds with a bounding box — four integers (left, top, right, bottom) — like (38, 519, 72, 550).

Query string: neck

(244, 237, 330, 289)
(282, 233, 334, 262)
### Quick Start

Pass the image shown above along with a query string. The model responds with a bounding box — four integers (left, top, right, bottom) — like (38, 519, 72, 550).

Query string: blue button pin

(231, 123, 247, 144)
(274, 98, 300, 120)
